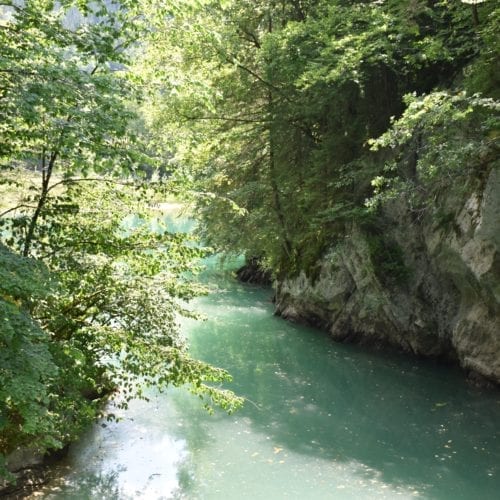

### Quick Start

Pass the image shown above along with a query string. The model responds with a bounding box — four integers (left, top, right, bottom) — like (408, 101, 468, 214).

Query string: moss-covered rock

(275, 165, 500, 385)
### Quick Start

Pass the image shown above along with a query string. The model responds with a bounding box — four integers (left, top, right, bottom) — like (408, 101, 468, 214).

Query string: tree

(0, 0, 242, 479)
(0, 245, 61, 465)
(0, 0, 147, 256)
(461, 0, 489, 27)
(368, 91, 499, 211)
(142, 0, 484, 275)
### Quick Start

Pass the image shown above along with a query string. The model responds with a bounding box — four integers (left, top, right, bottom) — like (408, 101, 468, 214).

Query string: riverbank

(0, 446, 70, 498)
(0, 200, 219, 497)
(273, 165, 500, 387)
(24, 256, 500, 499)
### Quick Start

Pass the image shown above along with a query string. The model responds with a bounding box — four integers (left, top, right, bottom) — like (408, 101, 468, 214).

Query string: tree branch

(237, 26, 261, 48)
(46, 177, 137, 194)
(0, 204, 37, 218)
(179, 113, 270, 124)
(224, 53, 294, 103)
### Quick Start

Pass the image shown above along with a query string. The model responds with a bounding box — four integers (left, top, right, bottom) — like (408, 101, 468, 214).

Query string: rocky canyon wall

(275, 165, 500, 385)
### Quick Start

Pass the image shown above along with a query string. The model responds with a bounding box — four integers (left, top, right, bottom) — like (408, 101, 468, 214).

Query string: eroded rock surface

(275, 166, 500, 385)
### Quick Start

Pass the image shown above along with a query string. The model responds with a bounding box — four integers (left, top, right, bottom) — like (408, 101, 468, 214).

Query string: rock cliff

(275, 165, 500, 385)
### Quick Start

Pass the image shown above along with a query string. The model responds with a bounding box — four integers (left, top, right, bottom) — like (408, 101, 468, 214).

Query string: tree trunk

(266, 1, 293, 259)
(23, 150, 57, 257)
(471, 5, 479, 27)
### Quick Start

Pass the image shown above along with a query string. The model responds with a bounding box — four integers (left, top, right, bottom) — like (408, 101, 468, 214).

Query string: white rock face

(275, 165, 500, 384)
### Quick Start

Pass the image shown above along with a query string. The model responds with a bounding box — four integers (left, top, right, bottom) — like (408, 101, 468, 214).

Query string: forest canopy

(140, 0, 498, 275)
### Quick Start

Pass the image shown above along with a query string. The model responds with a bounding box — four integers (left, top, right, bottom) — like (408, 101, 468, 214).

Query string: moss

(366, 233, 411, 287)
(434, 210, 462, 235)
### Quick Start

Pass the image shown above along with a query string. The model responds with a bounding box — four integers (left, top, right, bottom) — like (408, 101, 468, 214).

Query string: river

(31, 214, 500, 500)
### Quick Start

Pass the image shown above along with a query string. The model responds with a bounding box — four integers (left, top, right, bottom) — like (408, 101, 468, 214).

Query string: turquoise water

(33, 215, 500, 500)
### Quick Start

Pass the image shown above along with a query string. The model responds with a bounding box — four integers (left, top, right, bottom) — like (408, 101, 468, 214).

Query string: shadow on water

(34, 212, 500, 499)
(43, 468, 130, 500)
(182, 276, 500, 500)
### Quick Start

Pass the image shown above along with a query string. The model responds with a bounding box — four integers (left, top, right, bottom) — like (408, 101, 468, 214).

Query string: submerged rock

(275, 166, 500, 385)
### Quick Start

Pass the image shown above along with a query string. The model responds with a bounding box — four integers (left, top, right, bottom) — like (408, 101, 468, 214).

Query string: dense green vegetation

(0, 0, 242, 480)
(144, 0, 498, 276)
(0, 0, 498, 484)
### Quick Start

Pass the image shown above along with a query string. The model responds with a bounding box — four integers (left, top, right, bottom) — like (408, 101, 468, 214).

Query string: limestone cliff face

(275, 166, 500, 385)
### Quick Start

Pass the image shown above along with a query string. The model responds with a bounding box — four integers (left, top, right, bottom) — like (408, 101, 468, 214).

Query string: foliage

(368, 91, 499, 211)
(141, 0, 495, 276)
(30, 181, 241, 410)
(0, 177, 243, 477)
(0, 0, 141, 169)
(462, 3, 500, 98)
(0, 245, 62, 458)
(365, 233, 411, 287)
(0, 0, 242, 480)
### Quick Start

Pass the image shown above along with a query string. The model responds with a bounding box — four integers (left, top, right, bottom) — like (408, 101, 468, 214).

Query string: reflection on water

(35, 397, 189, 499)
(33, 221, 500, 499)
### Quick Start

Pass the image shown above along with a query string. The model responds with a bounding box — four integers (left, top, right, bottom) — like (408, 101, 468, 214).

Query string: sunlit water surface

(33, 214, 500, 500)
